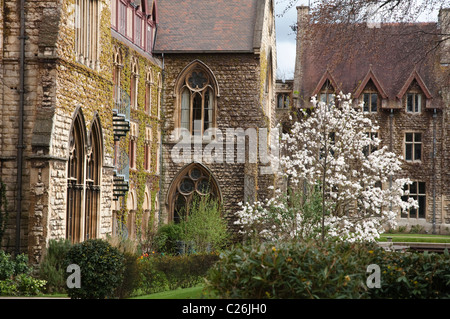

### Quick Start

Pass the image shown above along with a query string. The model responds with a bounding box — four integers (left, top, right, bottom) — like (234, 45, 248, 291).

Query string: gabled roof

(299, 22, 444, 109)
(153, 0, 265, 53)
(354, 68, 388, 99)
(396, 69, 433, 100)
(312, 70, 340, 96)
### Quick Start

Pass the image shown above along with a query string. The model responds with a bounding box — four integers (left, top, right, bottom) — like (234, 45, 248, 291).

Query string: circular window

(187, 70, 208, 90)
(179, 178, 195, 195)
(190, 168, 202, 180)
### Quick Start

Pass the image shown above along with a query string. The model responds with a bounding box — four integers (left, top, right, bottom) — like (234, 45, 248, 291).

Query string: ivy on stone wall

(113, 39, 162, 241)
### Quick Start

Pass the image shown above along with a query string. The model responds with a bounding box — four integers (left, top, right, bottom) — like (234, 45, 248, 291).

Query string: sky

(275, 0, 309, 80)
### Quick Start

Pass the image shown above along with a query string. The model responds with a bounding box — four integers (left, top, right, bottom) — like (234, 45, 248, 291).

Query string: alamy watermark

(170, 124, 280, 175)
(66, 264, 81, 289)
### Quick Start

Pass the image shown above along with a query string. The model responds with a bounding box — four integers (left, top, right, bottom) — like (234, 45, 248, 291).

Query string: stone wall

(160, 52, 277, 230)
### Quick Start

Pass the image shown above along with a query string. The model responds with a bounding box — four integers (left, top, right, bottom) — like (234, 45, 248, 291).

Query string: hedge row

(205, 241, 450, 299)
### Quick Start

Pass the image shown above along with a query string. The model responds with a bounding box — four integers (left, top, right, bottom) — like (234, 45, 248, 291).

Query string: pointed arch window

(168, 164, 220, 223)
(67, 110, 103, 243)
(85, 117, 102, 239)
(177, 63, 218, 138)
(67, 111, 86, 243)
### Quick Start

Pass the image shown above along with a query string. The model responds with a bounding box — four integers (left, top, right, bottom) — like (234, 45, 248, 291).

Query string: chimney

(438, 8, 450, 66)
(292, 6, 310, 108)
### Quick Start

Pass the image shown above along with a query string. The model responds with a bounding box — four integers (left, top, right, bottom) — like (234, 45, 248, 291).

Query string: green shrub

(369, 249, 450, 299)
(0, 250, 45, 296)
(137, 254, 169, 294)
(183, 195, 229, 253)
(154, 223, 184, 254)
(115, 250, 140, 299)
(0, 250, 16, 280)
(137, 253, 220, 294)
(38, 239, 72, 293)
(205, 241, 450, 299)
(64, 239, 125, 299)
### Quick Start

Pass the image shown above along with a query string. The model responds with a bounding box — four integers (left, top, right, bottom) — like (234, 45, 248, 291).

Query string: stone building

(153, 0, 278, 228)
(0, 0, 162, 263)
(0, 0, 278, 261)
(293, 6, 450, 234)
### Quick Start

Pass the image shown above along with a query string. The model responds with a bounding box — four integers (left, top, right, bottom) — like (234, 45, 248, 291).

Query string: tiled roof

(299, 22, 445, 109)
(153, 0, 260, 53)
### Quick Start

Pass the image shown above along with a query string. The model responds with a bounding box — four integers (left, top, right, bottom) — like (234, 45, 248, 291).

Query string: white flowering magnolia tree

(235, 93, 417, 243)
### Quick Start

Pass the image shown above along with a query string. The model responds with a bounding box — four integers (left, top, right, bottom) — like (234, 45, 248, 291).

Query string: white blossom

(235, 93, 417, 243)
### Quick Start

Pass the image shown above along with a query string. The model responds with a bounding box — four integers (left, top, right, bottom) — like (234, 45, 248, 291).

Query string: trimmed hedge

(205, 241, 450, 299)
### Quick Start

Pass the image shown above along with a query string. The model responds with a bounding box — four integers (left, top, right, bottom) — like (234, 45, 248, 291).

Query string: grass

(130, 285, 211, 299)
(378, 233, 450, 243)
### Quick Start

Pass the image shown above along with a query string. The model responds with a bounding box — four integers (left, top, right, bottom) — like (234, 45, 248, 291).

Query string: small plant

(64, 239, 125, 299)
(0, 250, 45, 296)
(38, 239, 72, 293)
(409, 224, 425, 234)
(182, 194, 229, 253)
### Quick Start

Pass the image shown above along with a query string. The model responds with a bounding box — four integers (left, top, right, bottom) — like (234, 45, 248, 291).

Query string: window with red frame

(111, 0, 155, 54)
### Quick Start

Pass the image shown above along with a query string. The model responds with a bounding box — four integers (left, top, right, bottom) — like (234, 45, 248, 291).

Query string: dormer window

(363, 93, 378, 113)
(406, 92, 422, 113)
(319, 79, 335, 105)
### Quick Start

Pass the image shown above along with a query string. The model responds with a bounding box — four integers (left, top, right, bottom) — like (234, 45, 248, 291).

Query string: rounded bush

(64, 239, 125, 299)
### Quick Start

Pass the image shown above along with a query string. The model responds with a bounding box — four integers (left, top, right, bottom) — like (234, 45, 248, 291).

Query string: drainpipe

(16, 0, 26, 255)
(389, 109, 393, 212)
(432, 109, 437, 234)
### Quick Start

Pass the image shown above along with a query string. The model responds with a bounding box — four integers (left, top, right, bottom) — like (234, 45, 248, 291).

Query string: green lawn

(130, 285, 211, 299)
(378, 233, 450, 243)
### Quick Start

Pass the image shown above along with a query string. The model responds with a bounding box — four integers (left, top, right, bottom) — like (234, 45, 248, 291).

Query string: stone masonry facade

(0, 0, 279, 264)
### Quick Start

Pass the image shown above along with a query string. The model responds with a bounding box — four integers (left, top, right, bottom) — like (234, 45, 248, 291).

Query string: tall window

(319, 79, 334, 105)
(144, 127, 152, 171)
(67, 110, 102, 243)
(401, 181, 426, 219)
(85, 117, 102, 239)
(406, 92, 423, 113)
(111, 0, 155, 54)
(113, 47, 123, 104)
(168, 164, 220, 223)
(178, 64, 217, 138)
(405, 132, 422, 162)
(363, 92, 378, 113)
(145, 71, 153, 115)
(129, 122, 138, 169)
(75, 0, 99, 69)
(67, 111, 85, 243)
(130, 58, 139, 109)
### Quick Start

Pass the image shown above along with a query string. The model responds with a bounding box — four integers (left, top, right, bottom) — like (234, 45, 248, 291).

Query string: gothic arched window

(67, 109, 103, 243)
(168, 164, 221, 223)
(85, 116, 102, 240)
(67, 109, 87, 243)
(176, 62, 218, 138)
